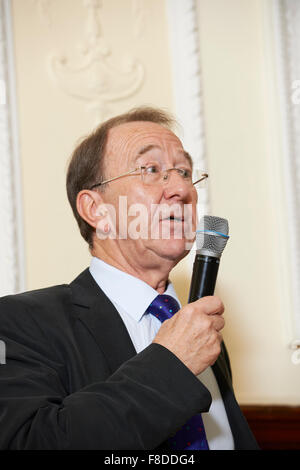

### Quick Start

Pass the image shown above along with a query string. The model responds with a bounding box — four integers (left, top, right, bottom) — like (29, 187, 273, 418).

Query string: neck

(91, 243, 172, 293)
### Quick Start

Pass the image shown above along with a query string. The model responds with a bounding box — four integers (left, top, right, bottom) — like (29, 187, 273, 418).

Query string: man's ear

(76, 189, 106, 230)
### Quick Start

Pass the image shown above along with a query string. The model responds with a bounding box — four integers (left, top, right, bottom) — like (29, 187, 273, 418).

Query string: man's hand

(152, 296, 225, 376)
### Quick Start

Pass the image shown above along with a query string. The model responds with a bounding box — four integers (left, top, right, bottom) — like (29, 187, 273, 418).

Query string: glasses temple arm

(193, 173, 208, 186)
(91, 168, 140, 188)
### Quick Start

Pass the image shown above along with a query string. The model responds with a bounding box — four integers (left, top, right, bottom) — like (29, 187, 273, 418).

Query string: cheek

(115, 183, 163, 233)
(126, 184, 163, 213)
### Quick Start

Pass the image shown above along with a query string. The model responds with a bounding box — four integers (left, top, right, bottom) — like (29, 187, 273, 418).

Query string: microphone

(188, 216, 229, 302)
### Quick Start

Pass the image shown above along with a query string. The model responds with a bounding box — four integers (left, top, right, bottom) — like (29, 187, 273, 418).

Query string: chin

(153, 238, 190, 262)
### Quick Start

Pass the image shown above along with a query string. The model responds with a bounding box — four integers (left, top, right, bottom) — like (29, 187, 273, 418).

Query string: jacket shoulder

(0, 284, 69, 311)
(0, 284, 74, 336)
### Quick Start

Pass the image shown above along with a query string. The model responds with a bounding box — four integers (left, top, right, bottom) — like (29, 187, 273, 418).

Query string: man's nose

(162, 171, 192, 200)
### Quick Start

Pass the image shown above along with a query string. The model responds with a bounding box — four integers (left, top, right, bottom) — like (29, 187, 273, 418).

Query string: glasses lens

(141, 164, 162, 185)
(176, 168, 193, 182)
(141, 165, 206, 186)
(142, 165, 196, 185)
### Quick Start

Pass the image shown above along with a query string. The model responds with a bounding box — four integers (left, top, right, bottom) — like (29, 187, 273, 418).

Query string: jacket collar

(69, 268, 137, 374)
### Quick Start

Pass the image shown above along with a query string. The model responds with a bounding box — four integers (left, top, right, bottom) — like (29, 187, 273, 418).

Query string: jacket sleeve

(0, 296, 211, 450)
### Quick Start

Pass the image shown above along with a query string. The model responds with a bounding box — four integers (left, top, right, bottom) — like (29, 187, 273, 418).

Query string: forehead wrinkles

(105, 123, 183, 170)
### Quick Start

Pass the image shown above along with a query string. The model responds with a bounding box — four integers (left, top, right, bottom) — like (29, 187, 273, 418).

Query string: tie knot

(146, 294, 180, 323)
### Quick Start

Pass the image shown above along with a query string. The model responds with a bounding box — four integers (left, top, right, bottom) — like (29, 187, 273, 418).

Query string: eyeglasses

(89, 164, 208, 190)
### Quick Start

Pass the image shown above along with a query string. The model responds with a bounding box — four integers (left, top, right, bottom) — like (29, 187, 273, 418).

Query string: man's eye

(180, 168, 192, 178)
(145, 165, 160, 174)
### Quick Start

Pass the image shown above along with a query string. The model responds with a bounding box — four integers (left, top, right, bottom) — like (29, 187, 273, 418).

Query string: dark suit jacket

(0, 268, 258, 450)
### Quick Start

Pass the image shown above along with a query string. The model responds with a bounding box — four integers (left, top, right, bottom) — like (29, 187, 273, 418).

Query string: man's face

(97, 121, 198, 268)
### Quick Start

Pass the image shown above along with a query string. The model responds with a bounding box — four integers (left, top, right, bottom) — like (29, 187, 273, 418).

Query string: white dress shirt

(89, 256, 235, 450)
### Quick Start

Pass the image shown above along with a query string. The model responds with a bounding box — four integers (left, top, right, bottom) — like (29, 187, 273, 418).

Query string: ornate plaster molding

(48, 0, 145, 122)
(0, 0, 26, 295)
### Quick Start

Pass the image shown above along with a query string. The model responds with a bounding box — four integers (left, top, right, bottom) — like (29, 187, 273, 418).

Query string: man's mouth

(160, 215, 184, 222)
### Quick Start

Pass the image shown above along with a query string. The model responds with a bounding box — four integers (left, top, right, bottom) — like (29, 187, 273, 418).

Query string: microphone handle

(188, 254, 220, 303)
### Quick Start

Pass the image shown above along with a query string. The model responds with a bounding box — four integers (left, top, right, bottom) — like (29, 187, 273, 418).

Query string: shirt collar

(89, 256, 181, 322)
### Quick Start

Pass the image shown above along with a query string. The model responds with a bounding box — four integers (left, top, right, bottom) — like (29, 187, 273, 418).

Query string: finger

(196, 296, 224, 316)
(211, 315, 225, 332)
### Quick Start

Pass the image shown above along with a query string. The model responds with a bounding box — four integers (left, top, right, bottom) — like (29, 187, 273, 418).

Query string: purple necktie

(146, 294, 209, 450)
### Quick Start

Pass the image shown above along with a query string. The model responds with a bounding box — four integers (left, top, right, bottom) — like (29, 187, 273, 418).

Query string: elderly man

(0, 107, 258, 450)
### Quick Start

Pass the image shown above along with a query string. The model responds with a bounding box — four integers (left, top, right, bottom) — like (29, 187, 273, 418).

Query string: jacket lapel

(70, 268, 137, 374)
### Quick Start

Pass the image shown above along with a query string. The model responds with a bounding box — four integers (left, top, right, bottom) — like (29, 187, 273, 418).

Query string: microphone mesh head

(196, 215, 229, 258)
